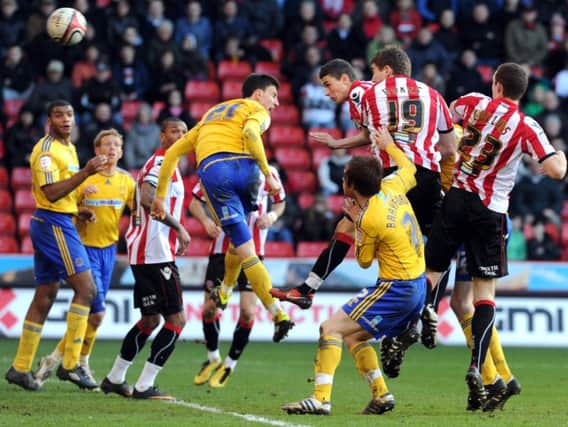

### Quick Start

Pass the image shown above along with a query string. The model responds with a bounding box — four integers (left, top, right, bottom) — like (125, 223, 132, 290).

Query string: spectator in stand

(523, 83, 548, 117)
(318, 149, 351, 196)
(140, 0, 166, 42)
(285, 0, 325, 51)
(120, 25, 144, 57)
(0, 0, 25, 54)
(526, 221, 561, 261)
(547, 13, 566, 53)
(389, 0, 422, 47)
(156, 89, 195, 130)
(326, 13, 367, 68)
(242, 0, 283, 40)
(215, 34, 250, 63)
(71, 44, 99, 89)
(434, 9, 461, 66)
(71, 0, 106, 47)
(175, 0, 212, 59)
(4, 107, 43, 169)
(542, 114, 567, 155)
(113, 44, 149, 102)
(300, 68, 337, 129)
(283, 24, 322, 80)
(507, 216, 526, 261)
(291, 45, 325, 99)
(460, 3, 502, 66)
(1, 45, 34, 101)
(366, 25, 401, 65)
(147, 19, 179, 67)
(25, 0, 56, 42)
(494, 0, 522, 30)
(505, 4, 548, 67)
(510, 159, 564, 227)
(296, 193, 336, 242)
(358, 0, 383, 41)
(107, 0, 140, 49)
(148, 49, 185, 103)
(27, 60, 73, 115)
(213, 1, 250, 57)
(536, 90, 568, 130)
(179, 33, 209, 82)
(318, 0, 355, 22)
(78, 102, 125, 166)
(445, 49, 486, 101)
(417, 62, 445, 95)
(123, 103, 161, 170)
(407, 27, 450, 78)
(79, 61, 121, 123)
(416, 0, 458, 23)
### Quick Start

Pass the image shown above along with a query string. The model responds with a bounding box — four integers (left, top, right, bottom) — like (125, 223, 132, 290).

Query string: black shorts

(425, 188, 508, 279)
(204, 254, 255, 292)
(132, 262, 183, 315)
(385, 165, 442, 237)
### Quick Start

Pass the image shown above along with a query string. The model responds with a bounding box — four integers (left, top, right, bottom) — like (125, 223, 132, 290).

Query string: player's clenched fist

(150, 197, 166, 220)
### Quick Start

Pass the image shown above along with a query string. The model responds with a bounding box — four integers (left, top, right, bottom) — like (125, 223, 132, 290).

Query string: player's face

(256, 85, 279, 112)
(371, 63, 388, 83)
(320, 75, 350, 103)
(161, 122, 188, 148)
(96, 135, 123, 167)
(48, 105, 74, 138)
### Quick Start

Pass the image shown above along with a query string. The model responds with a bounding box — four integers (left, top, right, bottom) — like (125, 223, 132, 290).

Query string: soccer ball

(46, 8, 87, 46)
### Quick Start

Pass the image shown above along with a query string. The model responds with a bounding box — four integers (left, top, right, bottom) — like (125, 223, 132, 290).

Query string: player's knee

(140, 314, 161, 331)
(89, 311, 105, 328)
(450, 293, 472, 319)
(320, 320, 336, 337)
(239, 308, 255, 324)
(167, 311, 186, 329)
(202, 305, 218, 321)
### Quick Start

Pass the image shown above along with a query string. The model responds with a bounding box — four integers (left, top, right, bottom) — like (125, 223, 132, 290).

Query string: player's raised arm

(372, 127, 416, 193)
(310, 128, 370, 150)
(243, 119, 271, 177)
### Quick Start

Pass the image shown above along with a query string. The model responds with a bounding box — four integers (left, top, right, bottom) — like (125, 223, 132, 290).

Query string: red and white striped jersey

(361, 75, 453, 171)
(452, 93, 557, 213)
(348, 80, 374, 128)
(126, 148, 185, 264)
(192, 165, 285, 256)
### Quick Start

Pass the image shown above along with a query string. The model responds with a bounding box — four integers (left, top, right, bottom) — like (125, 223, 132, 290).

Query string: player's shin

(62, 303, 90, 369)
(349, 341, 388, 398)
(13, 321, 43, 372)
(222, 249, 241, 295)
(313, 336, 342, 403)
(489, 326, 513, 383)
(470, 300, 495, 372)
(242, 256, 282, 314)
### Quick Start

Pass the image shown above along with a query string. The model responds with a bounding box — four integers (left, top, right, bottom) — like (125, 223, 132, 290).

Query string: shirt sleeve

(245, 107, 271, 134)
(453, 92, 486, 119)
(32, 151, 60, 187)
(355, 210, 376, 269)
(192, 182, 206, 202)
(381, 143, 417, 194)
(521, 117, 557, 161)
(436, 93, 454, 132)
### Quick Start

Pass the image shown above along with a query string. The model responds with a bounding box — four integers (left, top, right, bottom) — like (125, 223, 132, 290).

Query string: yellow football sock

(62, 303, 90, 370)
(223, 249, 242, 291)
(350, 341, 388, 397)
(314, 335, 342, 403)
(56, 333, 66, 355)
(81, 321, 98, 357)
(489, 326, 513, 383)
(12, 320, 43, 372)
(242, 256, 276, 309)
(460, 312, 498, 385)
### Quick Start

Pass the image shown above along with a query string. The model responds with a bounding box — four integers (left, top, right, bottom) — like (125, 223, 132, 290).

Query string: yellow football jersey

(30, 135, 81, 214)
(356, 143, 425, 280)
(75, 169, 135, 248)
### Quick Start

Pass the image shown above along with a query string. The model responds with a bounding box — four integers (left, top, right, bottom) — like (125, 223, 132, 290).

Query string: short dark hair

(494, 63, 528, 100)
(242, 73, 279, 97)
(344, 156, 383, 197)
(160, 116, 186, 132)
(319, 58, 356, 81)
(47, 100, 72, 116)
(371, 47, 411, 76)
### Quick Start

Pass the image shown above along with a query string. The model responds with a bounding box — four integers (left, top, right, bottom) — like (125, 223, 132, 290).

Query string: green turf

(0, 339, 566, 426)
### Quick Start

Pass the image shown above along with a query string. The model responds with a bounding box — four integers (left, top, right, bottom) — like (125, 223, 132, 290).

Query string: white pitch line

(169, 399, 312, 427)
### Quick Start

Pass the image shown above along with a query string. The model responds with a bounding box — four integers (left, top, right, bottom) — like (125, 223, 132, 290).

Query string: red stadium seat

(286, 171, 317, 194)
(264, 241, 295, 258)
(254, 61, 282, 80)
(121, 100, 142, 124)
(274, 147, 310, 170)
(184, 80, 220, 103)
(297, 192, 314, 210)
(189, 102, 214, 121)
(20, 235, 34, 254)
(562, 200, 568, 221)
(14, 190, 36, 213)
(0, 212, 16, 235)
(221, 80, 242, 100)
(258, 39, 283, 62)
(3, 99, 24, 126)
(0, 166, 8, 188)
(0, 189, 13, 212)
(184, 216, 209, 239)
(152, 101, 165, 119)
(296, 241, 328, 257)
(0, 235, 18, 253)
(271, 105, 300, 125)
(186, 238, 212, 256)
(217, 60, 252, 81)
(10, 167, 32, 191)
(0, 138, 4, 160)
(561, 222, 568, 245)
(278, 82, 294, 104)
(307, 127, 343, 148)
(327, 195, 344, 216)
(311, 147, 332, 170)
(17, 212, 33, 237)
(269, 126, 305, 147)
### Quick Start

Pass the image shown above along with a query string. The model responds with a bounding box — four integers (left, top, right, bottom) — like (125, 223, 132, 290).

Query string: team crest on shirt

(75, 257, 84, 267)
(39, 155, 52, 170)
(350, 86, 365, 108)
(160, 266, 172, 280)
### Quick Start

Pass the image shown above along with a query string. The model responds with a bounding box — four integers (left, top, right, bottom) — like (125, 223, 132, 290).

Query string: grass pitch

(0, 339, 566, 426)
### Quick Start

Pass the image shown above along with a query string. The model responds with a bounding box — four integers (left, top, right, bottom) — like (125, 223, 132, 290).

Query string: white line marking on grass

(170, 399, 311, 427)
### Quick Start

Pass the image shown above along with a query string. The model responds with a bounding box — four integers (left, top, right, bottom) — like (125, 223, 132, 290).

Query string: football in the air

(46, 8, 87, 46)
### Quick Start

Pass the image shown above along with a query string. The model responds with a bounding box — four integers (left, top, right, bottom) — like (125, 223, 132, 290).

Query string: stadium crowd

(1, 0, 568, 260)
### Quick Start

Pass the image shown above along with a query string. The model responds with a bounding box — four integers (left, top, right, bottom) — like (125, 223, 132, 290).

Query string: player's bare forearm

(42, 169, 90, 203)
(141, 182, 183, 232)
